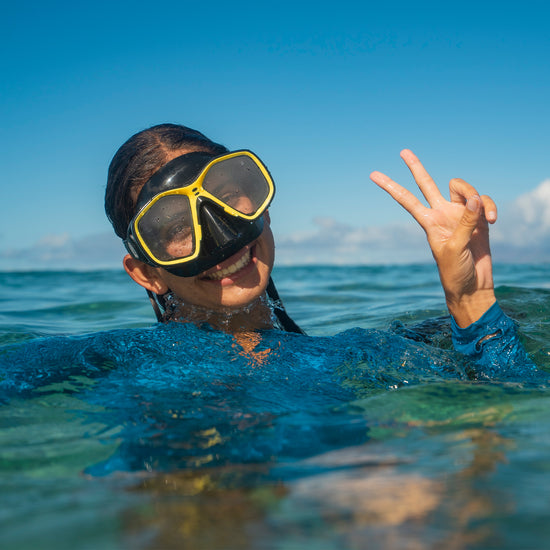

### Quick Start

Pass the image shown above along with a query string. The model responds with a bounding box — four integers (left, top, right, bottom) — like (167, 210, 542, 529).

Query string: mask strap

(266, 277, 306, 335)
(146, 289, 165, 322)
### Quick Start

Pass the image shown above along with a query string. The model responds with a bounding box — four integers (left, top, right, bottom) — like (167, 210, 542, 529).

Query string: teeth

(205, 250, 252, 280)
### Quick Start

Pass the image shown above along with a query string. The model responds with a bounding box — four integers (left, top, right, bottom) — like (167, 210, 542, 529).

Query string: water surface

(1, 265, 550, 549)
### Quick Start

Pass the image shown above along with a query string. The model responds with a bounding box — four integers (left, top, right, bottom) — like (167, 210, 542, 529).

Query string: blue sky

(1, 0, 549, 269)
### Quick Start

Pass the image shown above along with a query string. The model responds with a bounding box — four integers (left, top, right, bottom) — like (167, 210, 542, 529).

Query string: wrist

(446, 289, 497, 328)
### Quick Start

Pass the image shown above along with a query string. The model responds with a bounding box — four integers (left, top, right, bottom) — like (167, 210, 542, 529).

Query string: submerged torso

(0, 320, 507, 474)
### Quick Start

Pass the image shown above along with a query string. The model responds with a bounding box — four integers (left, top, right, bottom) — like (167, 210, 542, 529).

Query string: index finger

(370, 170, 428, 225)
(400, 149, 445, 207)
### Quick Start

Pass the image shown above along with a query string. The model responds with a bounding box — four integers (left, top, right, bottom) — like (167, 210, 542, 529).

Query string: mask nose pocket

(199, 201, 265, 257)
(200, 203, 243, 252)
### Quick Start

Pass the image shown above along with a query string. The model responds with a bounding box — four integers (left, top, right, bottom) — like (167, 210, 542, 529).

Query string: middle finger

(400, 149, 445, 207)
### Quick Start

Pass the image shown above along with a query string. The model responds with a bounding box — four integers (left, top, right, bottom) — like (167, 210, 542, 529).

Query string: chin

(218, 282, 269, 310)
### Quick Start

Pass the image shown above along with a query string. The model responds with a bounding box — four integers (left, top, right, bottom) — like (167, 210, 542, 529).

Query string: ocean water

(1, 264, 550, 550)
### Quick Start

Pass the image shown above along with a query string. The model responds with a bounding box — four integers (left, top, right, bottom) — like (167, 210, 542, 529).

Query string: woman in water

(105, 123, 530, 370)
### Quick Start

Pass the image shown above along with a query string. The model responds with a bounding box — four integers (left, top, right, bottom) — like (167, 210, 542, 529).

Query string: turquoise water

(1, 265, 550, 549)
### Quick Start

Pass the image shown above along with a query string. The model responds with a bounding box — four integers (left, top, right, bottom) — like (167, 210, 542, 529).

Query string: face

(124, 148, 276, 311)
(157, 216, 275, 310)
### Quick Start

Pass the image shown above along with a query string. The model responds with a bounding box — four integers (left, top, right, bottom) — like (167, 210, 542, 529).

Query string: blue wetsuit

(451, 301, 538, 381)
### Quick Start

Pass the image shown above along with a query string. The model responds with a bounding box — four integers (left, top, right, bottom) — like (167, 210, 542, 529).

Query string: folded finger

(481, 194, 497, 223)
(449, 178, 498, 224)
(449, 178, 480, 204)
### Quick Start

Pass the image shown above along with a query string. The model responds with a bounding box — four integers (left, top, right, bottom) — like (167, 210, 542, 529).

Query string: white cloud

(36, 233, 72, 248)
(516, 180, 550, 227)
(0, 232, 126, 271)
(491, 179, 550, 262)
(275, 217, 431, 265)
(276, 179, 550, 265)
(2, 179, 550, 270)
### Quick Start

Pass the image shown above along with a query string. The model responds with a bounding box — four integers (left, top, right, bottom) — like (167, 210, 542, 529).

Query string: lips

(202, 248, 253, 281)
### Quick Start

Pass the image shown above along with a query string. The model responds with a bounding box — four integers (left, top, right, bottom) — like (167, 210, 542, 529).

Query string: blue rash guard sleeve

(451, 301, 539, 381)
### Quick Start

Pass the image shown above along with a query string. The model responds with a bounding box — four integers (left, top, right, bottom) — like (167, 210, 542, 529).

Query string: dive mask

(124, 150, 275, 277)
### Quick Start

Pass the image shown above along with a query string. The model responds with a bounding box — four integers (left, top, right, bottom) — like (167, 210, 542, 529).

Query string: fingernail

(466, 195, 481, 212)
(467, 195, 480, 211)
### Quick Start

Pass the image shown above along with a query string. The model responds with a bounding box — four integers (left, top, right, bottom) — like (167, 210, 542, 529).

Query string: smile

(203, 249, 252, 280)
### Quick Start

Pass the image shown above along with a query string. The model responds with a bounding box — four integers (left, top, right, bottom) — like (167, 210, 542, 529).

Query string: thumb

(452, 194, 482, 248)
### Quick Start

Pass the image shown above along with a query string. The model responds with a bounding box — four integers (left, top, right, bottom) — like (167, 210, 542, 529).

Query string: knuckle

(449, 177, 466, 186)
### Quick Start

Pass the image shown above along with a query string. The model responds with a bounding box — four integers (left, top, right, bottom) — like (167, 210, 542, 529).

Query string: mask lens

(202, 155, 271, 215)
(137, 195, 195, 261)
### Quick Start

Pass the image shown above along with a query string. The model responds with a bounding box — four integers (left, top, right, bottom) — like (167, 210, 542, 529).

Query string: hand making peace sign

(370, 150, 497, 327)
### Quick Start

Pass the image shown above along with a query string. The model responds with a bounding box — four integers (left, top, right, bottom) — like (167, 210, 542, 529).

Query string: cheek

(159, 271, 197, 298)
(165, 238, 193, 258)
(263, 224, 275, 253)
(257, 225, 276, 271)
(234, 196, 255, 215)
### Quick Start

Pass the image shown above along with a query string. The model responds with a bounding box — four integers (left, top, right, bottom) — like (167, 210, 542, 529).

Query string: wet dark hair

(105, 123, 228, 239)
